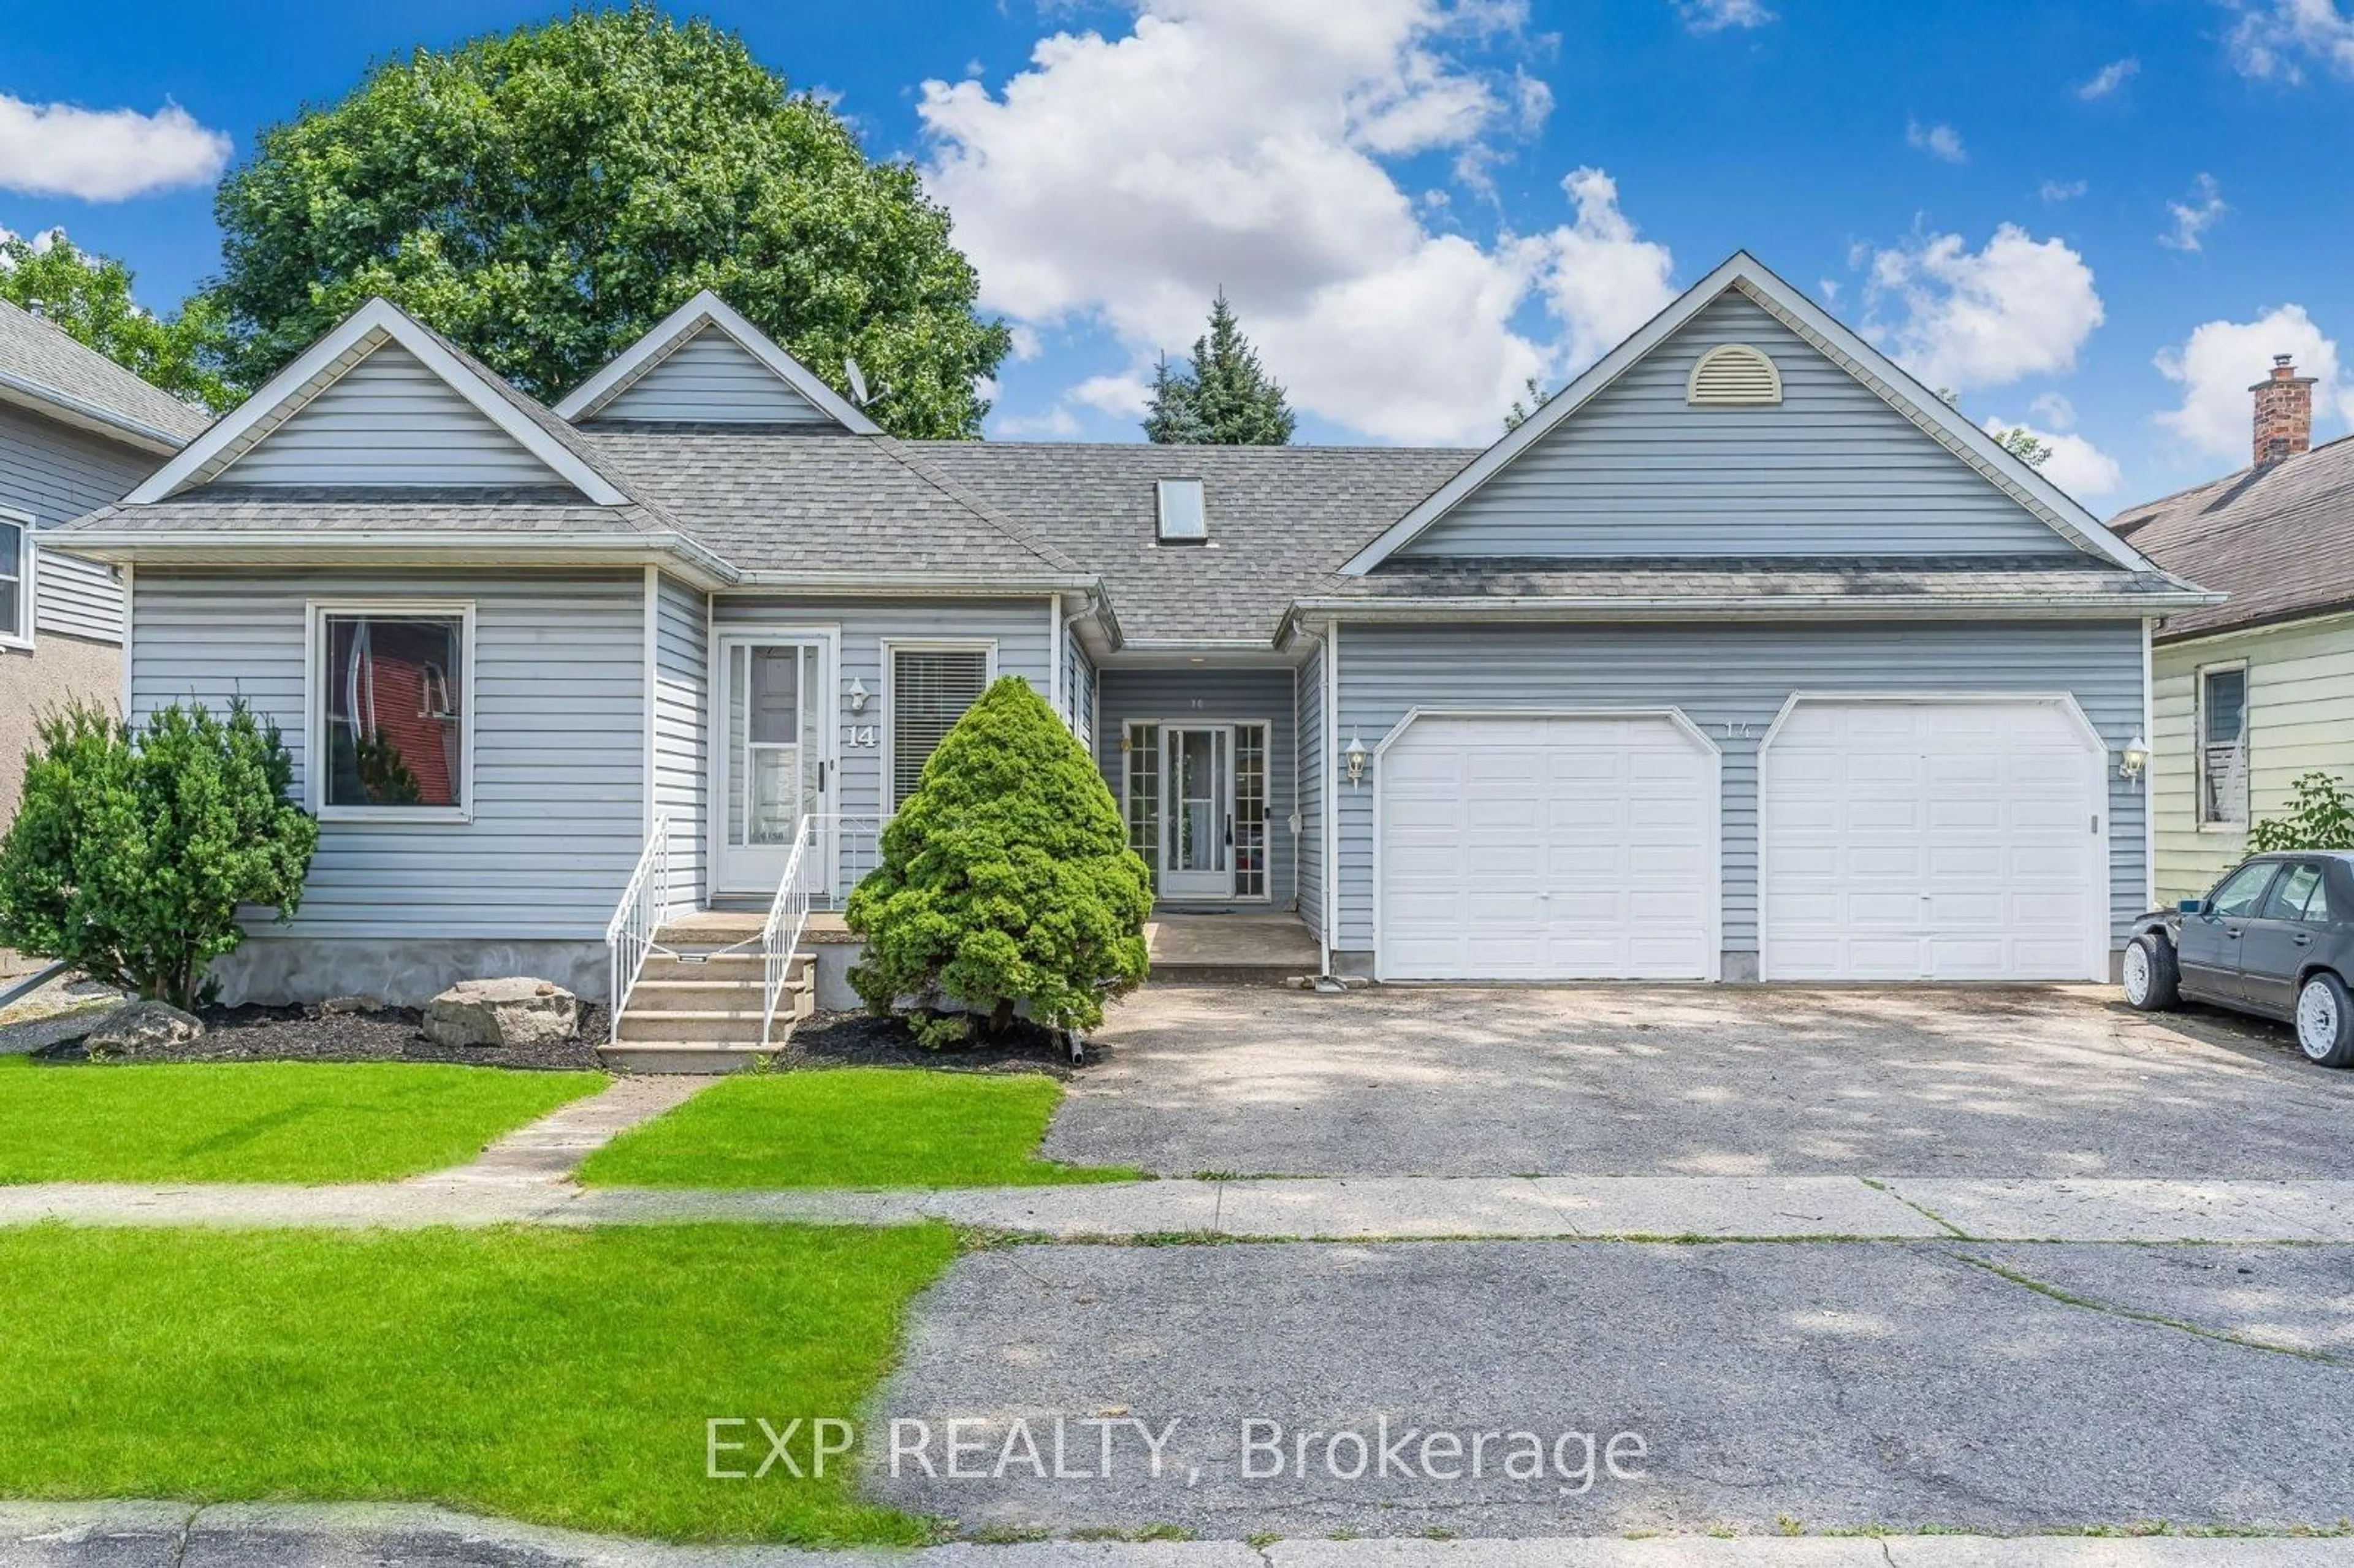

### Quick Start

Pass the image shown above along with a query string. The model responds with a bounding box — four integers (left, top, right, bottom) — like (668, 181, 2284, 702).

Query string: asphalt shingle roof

(908, 441, 1474, 641)
(1316, 555, 2203, 609)
(0, 299, 211, 445)
(2105, 435, 2354, 642)
(581, 431, 1086, 584)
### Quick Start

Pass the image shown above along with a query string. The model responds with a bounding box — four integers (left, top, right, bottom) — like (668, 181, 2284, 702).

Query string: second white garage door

(1378, 713, 1718, 981)
(1759, 698, 2108, 982)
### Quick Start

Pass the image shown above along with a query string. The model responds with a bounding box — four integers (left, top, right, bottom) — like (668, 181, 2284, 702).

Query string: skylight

(1156, 478, 1207, 542)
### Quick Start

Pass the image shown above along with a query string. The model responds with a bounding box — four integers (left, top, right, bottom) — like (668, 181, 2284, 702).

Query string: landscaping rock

(316, 994, 386, 1016)
(81, 999, 205, 1060)
(422, 978, 578, 1049)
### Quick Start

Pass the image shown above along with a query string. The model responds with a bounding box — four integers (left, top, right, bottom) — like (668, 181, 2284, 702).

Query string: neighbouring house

(50, 251, 2211, 1031)
(0, 300, 209, 823)
(0, 300, 211, 980)
(2106, 357, 2354, 904)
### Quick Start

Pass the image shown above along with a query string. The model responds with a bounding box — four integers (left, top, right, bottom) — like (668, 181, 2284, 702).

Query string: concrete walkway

(408, 1073, 716, 1187)
(4, 1502, 2348, 1568)
(7, 1173, 2354, 1243)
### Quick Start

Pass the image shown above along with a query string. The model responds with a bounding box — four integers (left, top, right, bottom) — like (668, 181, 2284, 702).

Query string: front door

(2241, 859, 2329, 1016)
(1160, 725, 1233, 899)
(715, 636, 832, 896)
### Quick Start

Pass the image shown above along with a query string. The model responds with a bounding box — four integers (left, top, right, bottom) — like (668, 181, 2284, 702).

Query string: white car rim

(2298, 981, 2340, 1059)
(2122, 943, 2150, 1004)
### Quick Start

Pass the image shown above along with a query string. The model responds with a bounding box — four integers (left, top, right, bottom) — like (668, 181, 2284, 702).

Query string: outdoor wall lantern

(847, 678, 870, 713)
(2119, 735, 2149, 782)
(1344, 732, 1368, 788)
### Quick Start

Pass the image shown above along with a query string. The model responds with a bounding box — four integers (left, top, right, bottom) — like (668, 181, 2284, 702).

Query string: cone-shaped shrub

(847, 677, 1151, 1047)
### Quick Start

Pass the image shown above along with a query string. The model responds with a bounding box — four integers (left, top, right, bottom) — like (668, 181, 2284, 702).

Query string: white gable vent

(1156, 478, 1207, 541)
(1687, 343, 1783, 407)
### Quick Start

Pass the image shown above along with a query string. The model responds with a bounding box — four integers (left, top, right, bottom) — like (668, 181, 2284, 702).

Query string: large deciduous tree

(197, 5, 1009, 437)
(1143, 291, 1295, 445)
(0, 232, 233, 411)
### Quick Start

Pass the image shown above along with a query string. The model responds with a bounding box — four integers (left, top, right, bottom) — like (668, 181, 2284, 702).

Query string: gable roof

(910, 441, 1473, 644)
(0, 299, 210, 452)
(125, 299, 631, 506)
(553, 290, 880, 433)
(2106, 434, 2354, 643)
(1339, 251, 2157, 576)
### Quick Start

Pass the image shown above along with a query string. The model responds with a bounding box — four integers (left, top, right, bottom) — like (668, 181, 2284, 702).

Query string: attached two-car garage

(1373, 699, 2110, 984)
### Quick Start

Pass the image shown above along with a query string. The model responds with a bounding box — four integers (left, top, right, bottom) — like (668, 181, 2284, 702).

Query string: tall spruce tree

(1141, 291, 1295, 445)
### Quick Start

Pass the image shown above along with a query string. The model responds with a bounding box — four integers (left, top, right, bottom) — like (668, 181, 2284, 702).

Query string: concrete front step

(617, 991, 814, 1043)
(598, 1041, 789, 1075)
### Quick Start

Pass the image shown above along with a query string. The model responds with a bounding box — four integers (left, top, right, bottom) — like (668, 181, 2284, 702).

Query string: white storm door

(1160, 725, 1234, 899)
(1759, 699, 2105, 981)
(716, 637, 831, 896)
(1377, 714, 1718, 981)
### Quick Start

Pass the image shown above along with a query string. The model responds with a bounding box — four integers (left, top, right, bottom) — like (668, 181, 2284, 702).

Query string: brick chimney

(2251, 354, 2317, 468)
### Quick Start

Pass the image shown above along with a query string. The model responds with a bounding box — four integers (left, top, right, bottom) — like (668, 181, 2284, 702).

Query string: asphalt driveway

(1045, 984, 2354, 1179)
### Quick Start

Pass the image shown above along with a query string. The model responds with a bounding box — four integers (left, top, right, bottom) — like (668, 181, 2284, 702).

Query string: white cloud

(919, 0, 1678, 443)
(1864, 224, 2105, 392)
(0, 95, 229, 202)
(2160, 172, 2228, 252)
(2029, 390, 2078, 430)
(2227, 0, 2354, 83)
(2039, 178, 2088, 203)
(2076, 57, 2140, 99)
(2155, 303, 2354, 460)
(1981, 415, 2123, 498)
(1906, 117, 1966, 163)
(1071, 371, 1152, 419)
(992, 405, 1084, 439)
(1675, 0, 1775, 33)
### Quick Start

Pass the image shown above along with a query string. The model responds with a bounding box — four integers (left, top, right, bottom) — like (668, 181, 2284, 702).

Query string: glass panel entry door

(719, 638, 829, 896)
(1160, 725, 1233, 899)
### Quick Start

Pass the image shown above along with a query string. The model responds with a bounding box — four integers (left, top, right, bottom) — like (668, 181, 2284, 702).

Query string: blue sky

(6, 0, 2354, 507)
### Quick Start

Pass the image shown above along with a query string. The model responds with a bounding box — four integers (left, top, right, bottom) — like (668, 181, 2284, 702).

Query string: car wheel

(2122, 932, 2179, 1011)
(2294, 972, 2354, 1068)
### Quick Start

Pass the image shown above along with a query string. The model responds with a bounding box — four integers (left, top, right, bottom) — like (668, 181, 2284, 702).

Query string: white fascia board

(1286, 590, 2222, 621)
(552, 289, 883, 435)
(1339, 250, 2160, 576)
(0, 371, 192, 455)
(724, 569, 1099, 593)
(46, 530, 739, 590)
(124, 299, 629, 506)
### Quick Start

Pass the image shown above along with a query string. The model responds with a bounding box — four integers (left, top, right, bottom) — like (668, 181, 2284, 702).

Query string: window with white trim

(888, 645, 992, 808)
(2198, 663, 2249, 828)
(316, 608, 468, 815)
(0, 514, 29, 646)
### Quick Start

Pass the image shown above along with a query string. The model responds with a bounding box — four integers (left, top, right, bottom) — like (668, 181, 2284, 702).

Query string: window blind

(892, 648, 990, 806)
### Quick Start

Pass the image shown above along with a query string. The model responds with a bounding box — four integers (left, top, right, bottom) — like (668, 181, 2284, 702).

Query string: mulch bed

(31, 1001, 611, 1072)
(760, 1010, 1099, 1079)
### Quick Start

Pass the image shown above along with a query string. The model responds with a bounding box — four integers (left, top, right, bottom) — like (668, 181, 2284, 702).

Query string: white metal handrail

(605, 815, 671, 1035)
(760, 815, 817, 1046)
(759, 813, 886, 1044)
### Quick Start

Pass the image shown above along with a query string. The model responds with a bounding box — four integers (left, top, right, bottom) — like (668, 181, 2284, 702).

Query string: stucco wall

(0, 629, 119, 825)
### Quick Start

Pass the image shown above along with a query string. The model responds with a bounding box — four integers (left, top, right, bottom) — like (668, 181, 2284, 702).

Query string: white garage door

(1759, 699, 2106, 982)
(1379, 714, 1718, 981)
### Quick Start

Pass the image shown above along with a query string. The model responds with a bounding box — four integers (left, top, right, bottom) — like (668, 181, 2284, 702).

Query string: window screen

(891, 647, 990, 807)
(2200, 667, 2249, 826)
(0, 518, 23, 640)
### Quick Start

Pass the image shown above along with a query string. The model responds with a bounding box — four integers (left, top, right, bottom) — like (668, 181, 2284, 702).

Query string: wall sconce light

(2119, 735, 2149, 781)
(1344, 732, 1368, 788)
(847, 678, 870, 713)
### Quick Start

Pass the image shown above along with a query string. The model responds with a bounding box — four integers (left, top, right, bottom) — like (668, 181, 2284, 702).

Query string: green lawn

(0, 1056, 605, 1183)
(0, 1223, 956, 1543)
(576, 1067, 1138, 1189)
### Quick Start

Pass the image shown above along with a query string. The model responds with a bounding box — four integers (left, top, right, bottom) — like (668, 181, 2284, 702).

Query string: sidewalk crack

(1862, 1178, 1971, 1239)
(1948, 1251, 2351, 1366)
(168, 1504, 202, 1568)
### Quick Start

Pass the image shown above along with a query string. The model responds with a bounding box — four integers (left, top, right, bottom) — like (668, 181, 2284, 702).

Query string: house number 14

(845, 725, 880, 748)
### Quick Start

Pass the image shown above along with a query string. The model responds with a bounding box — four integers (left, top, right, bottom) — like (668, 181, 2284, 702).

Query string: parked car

(2124, 852, 2354, 1066)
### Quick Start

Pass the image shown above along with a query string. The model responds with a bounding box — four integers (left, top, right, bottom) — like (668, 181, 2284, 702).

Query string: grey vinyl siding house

(56, 259, 2213, 1005)
(0, 300, 208, 839)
